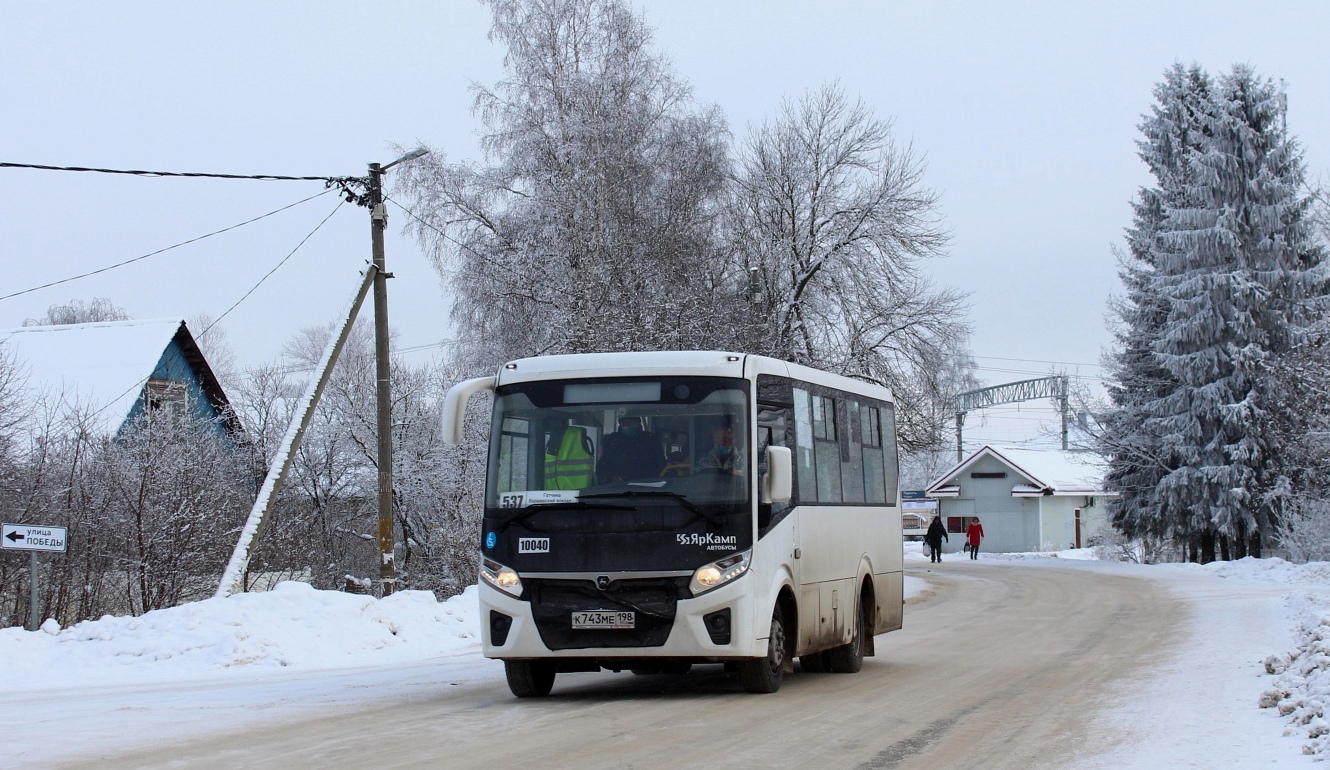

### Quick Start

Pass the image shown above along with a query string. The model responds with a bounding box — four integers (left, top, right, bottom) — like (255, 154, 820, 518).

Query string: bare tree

(730, 83, 970, 451)
(1, 394, 251, 625)
(23, 297, 131, 326)
(188, 313, 237, 386)
(222, 323, 487, 598)
(96, 405, 252, 613)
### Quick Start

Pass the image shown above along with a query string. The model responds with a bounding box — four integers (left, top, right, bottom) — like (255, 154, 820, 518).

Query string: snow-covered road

(1, 551, 1326, 768)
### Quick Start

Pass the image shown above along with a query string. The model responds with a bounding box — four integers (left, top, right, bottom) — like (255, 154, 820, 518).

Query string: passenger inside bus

(695, 422, 745, 476)
(597, 414, 666, 482)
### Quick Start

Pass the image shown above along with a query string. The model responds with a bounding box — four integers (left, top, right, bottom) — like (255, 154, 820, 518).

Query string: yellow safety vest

(544, 427, 594, 490)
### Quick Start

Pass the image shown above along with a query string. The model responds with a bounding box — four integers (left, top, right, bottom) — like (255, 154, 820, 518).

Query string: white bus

(441, 351, 903, 696)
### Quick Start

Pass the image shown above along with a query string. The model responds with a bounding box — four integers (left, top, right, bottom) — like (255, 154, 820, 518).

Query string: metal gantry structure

(953, 375, 1069, 461)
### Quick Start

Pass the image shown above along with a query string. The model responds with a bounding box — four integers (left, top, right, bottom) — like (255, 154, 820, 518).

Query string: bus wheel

(739, 605, 787, 693)
(827, 599, 866, 674)
(505, 660, 556, 697)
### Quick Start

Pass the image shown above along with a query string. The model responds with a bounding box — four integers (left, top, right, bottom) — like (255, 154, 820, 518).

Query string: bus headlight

(689, 550, 751, 596)
(480, 557, 523, 598)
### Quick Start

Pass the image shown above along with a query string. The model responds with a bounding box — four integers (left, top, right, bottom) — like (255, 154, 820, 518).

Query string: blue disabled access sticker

(485, 531, 497, 549)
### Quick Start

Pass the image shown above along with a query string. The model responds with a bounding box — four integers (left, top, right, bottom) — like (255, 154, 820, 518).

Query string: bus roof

(493, 351, 894, 403)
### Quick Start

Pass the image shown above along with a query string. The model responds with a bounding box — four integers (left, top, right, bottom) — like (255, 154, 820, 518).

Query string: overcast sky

(3, 1, 1327, 447)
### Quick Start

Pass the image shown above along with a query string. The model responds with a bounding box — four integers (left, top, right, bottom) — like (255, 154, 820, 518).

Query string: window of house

(144, 379, 186, 415)
(947, 515, 980, 534)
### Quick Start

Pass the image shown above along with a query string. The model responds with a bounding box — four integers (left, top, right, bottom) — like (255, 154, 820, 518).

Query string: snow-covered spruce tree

(1101, 64, 1211, 551)
(729, 83, 968, 452)
(397, 0, 733, 370)
(1267, 341, 1330, 562)
(1268, 189, 1330, 560)
(1108, 64, 1327, 561)
(1101, 249, 1180, 549)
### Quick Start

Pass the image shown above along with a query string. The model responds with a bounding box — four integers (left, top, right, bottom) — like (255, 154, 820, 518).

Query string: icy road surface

(41, 561, 1212, 770)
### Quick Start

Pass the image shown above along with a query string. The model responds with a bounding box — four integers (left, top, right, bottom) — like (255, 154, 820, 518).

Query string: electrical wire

(79, 197, 349, 424)
(0, 188, 337, 303)
(972, 354, 1104, 369)
(0, 161, 348, 183)
(384, 194, 492, 262)
(198, 198, 347, 339)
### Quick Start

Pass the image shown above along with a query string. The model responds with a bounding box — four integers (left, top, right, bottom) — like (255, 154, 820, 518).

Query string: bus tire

(739, 605, 787, 693)
(827, 598, 866, 674)
(505, 660, 556, 697)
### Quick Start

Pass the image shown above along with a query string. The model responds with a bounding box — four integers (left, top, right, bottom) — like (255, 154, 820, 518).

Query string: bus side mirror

(441, 376, 496, 444)
(763, 446, 792, 504)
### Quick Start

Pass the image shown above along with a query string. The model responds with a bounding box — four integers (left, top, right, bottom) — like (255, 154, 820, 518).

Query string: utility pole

(367, 148, 428, 597)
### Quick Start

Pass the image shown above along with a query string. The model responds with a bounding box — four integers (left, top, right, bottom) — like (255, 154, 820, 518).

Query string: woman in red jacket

(966, 517, 984, 560)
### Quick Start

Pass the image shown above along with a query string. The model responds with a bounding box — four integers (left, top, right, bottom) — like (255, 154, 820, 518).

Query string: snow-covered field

(2, 549, 1328, 768)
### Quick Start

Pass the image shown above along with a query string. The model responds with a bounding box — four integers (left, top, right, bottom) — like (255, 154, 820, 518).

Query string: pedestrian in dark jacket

(966, 517, 984, 560)
(925, 515, 948, 563)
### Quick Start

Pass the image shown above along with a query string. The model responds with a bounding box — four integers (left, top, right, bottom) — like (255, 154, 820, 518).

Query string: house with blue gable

(1, 318, 242, 441)
(924, 445, 1115, 554)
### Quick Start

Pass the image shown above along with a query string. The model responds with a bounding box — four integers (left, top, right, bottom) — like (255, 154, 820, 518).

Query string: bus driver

(597, 414, 665, 482)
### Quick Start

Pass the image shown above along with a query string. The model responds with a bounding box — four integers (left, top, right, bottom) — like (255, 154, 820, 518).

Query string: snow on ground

(1, 553, 1328, 767)
(0, 581, 480, 690)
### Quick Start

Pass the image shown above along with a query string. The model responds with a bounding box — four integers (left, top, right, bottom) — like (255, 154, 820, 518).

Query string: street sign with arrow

(2, 524, 67, 552)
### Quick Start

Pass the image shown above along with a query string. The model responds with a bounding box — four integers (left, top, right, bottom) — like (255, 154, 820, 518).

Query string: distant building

(901, 490, 935, 540)
(0, 318, 242, 441)
(924, 445, 1114, 553)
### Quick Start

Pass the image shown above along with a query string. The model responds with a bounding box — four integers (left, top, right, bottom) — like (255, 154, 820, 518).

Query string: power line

(0, 160, 353, 184)
(0, 188, 338, 303)
(384, 194, 491, 262)
(973, 365, 1106, 383)
(199, 199, 348, 339)
(972, 354, 1104, 369)
(74, 198, 347, 426)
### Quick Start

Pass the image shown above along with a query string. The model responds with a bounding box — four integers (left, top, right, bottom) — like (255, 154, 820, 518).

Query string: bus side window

(757, 404, 791, 530)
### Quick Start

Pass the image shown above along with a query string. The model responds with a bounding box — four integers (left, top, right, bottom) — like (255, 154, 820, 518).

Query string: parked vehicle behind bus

(441, 351, 903, 696)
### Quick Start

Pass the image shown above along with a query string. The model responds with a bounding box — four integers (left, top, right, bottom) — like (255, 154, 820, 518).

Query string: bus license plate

(572, 610, 635, 629)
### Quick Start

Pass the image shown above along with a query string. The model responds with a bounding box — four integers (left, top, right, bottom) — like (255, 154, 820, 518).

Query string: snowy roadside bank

(0, 582, 483, 690)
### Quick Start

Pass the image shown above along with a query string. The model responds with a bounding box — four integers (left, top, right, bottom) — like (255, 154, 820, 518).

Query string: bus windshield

(484, 376, 752, 571)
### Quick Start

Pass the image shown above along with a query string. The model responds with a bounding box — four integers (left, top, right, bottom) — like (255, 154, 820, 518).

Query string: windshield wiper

(490, 500, 632, 529)
(579, 490, 725, 527)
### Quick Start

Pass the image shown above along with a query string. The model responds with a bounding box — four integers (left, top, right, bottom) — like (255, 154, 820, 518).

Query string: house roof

(0, 318, 234, 436)
(925, 445, 1112, 498)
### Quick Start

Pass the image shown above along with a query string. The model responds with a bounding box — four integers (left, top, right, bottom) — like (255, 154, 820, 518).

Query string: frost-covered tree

(96, 405, 253, 614)
(730, 83, 968, 451)
(1266, 189, 1330, 559)
(223, 323, 486, 598)
(398, 0, 733, 369)
(0, 393, 252, 626)
(1266, 337, 1330, 561)
(23, 297, 130, 326)
(188, 313, 237, 387)
(1101, 65, 1211, 546)
(1103, 63, 1328, 561)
